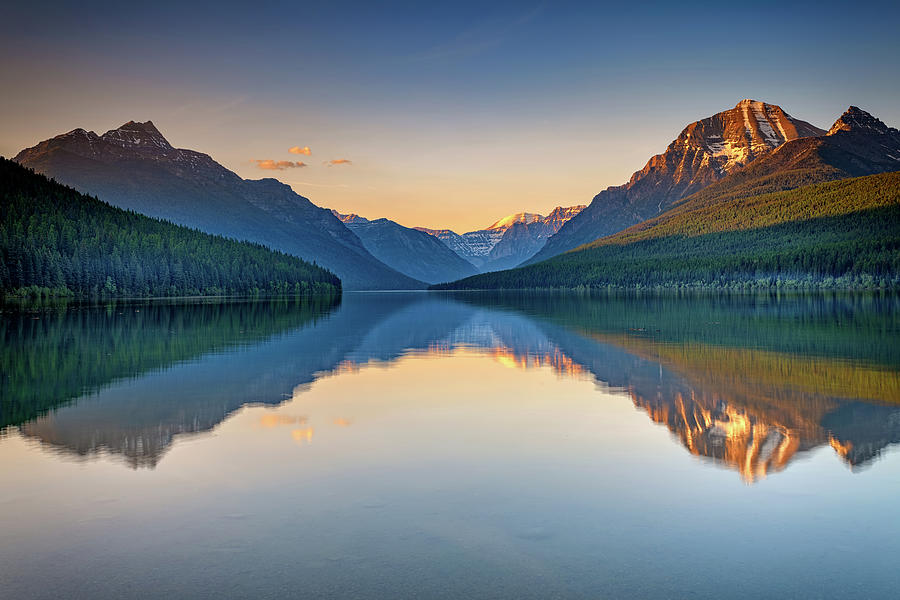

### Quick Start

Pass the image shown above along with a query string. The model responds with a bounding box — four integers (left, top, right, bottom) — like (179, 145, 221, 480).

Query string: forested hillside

(433, 172, 900, 290)
(0, 158, 340, 298)
(14, 121, 423, 290)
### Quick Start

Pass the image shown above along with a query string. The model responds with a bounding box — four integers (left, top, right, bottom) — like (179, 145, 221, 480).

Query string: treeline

(0, 158, 340, 298)
(434, 172, 900, 291)
(604, 170, 900, 244)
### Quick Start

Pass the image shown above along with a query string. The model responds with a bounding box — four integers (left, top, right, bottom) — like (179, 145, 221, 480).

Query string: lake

(2, 291, 899, 599)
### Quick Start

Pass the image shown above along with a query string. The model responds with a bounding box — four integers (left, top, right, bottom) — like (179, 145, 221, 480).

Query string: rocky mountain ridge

(14, 121, 423, 290)
(527, 99, 825, 264)
(658, 105, 900, 212)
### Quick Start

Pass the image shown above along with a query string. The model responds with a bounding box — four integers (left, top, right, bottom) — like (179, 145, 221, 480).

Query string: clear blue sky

(2, 0, 898, 231)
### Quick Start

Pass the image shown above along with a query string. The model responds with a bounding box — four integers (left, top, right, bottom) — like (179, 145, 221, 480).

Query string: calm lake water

(2, 291, 899, 599)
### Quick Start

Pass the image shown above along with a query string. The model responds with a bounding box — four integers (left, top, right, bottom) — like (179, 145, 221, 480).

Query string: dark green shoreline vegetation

(432, 172, 900, 291)
(0, 296, 339, 429)
(0, 158, 340, 299)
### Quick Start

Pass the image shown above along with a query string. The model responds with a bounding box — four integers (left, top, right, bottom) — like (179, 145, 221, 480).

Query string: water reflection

(2, 292, 898, 480)
(455, 291, 900, 481)
(1, 296, 340, 467)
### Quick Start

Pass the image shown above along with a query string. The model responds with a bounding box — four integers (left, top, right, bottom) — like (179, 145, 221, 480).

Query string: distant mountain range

(435, 105, 900, 290)
(415, 205, 586, 272)
(13, 121, 422, 290)
(330, 205, 586, 281)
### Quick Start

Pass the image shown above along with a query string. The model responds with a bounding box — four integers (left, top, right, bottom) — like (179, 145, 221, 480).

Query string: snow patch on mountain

(487, 212, 542, 230)
(752, 102, 781, 146)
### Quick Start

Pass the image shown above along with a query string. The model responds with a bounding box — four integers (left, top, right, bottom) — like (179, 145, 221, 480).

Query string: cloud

(254, 159, 307, 170)
(325, 159, 352, 166)
(289, 145, 311, 156)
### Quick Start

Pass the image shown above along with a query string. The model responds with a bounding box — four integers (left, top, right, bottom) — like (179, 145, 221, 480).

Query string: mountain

(13, 121, 423, 290)
(481, 205, 586, 271)
(416, 205, 585, 271)
(527, 100, 825, 264)
(435, 105, 900, 291)
(677, 106, 900, 205)
(414, 227, 504, 269)
(433, 170, 900, 290)
(331, 211, 478, 284)
(0, 158, 340, 298)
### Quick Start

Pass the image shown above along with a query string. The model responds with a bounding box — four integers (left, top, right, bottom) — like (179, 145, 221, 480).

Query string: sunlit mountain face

(4, 292, 898, 482)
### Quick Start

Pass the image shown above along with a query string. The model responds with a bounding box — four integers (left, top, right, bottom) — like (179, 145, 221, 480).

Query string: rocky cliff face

(14, 121, 423, 290)
(818, 106, 900, 171)
(827, 105, 898, 136)
(455, 230, 507, 264)
(541, 205, 587, 230)
(412, 228, 500, 268)
(666, 106, 900, 209)
(528, 100, 826, 264)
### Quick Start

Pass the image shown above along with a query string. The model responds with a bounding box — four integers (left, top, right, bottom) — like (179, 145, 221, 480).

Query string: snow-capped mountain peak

(660, 99, 826, 178)
(331, 210, 370, 224)
(487, 212, 543, 230)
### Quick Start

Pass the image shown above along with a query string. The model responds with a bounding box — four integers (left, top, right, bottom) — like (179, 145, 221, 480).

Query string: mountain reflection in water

(3, 291, 898, 481)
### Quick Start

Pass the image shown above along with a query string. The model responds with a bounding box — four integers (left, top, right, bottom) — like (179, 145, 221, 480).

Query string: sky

(1, 0, 899, 233)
